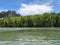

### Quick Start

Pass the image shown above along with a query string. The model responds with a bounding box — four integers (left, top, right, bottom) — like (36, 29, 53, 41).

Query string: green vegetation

(0, 12, 60, 27)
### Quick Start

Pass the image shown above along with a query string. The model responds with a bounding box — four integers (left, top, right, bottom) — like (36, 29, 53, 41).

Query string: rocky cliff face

(0, 11, 21, 18)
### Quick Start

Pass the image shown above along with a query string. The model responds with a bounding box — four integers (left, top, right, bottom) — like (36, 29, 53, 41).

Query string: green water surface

(0, 28, 60, 45)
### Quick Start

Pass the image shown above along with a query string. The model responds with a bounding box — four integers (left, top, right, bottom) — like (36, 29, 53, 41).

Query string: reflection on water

(0, 40, 60, 45)
(0, 28, 60, 45)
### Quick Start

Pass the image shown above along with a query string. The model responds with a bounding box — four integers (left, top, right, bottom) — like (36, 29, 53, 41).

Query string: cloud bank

(17, 0, 54, 16)
(18, 4, 53, 16)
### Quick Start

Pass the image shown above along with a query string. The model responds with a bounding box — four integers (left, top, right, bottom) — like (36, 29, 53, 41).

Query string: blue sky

(0, 0, 60, 15)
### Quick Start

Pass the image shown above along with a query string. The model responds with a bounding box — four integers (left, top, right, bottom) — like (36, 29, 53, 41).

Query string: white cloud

(17, 4, 53, 16)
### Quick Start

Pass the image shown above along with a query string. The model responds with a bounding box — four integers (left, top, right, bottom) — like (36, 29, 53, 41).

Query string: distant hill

(0, 10, 21, 18)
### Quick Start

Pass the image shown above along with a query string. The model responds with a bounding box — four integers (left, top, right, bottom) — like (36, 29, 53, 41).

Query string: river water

(0, 28, 60, 45)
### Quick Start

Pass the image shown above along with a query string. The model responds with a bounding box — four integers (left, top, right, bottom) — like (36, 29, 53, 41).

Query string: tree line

(0, 12, 60, 27)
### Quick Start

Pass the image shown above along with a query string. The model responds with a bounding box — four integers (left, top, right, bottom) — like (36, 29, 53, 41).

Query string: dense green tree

(0, 12, 60, 27)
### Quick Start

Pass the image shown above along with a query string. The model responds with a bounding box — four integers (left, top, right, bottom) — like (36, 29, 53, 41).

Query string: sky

(0, 0, 60, 16)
